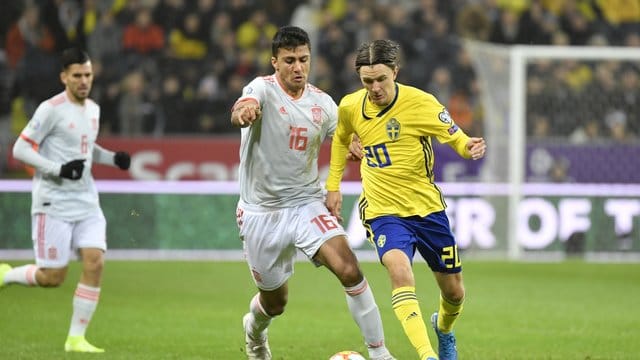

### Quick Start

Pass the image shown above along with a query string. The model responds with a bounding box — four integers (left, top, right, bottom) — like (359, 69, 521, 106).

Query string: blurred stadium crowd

(0, 0, 639, 140)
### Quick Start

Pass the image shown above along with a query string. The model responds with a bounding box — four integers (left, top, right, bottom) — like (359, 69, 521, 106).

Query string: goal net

(463, 40, 640, 261)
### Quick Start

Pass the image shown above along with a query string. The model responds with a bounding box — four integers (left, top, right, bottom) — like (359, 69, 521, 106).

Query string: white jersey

(236, 75, 338, 208)
(17, 91, 101, 221)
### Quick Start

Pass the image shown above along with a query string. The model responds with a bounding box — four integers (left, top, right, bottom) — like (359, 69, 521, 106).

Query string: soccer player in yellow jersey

(325, 39, 486, 360)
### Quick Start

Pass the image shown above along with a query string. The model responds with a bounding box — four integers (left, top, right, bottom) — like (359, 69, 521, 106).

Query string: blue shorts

(364, 211, 462, 273)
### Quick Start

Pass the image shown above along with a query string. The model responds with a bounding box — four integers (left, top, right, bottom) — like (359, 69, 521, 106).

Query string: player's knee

(39, 269, 67, 287)
(268, 303, 286, 316)
(85, 258, 104, 273)
(82, 253, 104, 275)
(259, 288, 289, 317)
(443, 285, 465, 304)
(264, 298, 287, 316)
(336, 261, 363, 287)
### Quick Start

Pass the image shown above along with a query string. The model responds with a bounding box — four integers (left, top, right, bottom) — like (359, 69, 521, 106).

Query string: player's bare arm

(231, 99, 261, 128)
(466, 137, 487, 160)
(325, 190, 344, 223)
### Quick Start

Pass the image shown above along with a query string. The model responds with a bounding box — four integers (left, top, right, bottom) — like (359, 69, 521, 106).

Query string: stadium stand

(0, 0, 638, 159)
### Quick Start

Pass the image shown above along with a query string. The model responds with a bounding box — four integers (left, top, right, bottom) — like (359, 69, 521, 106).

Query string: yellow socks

(437, 294, 464, 333)
(391, 286, 436, 359)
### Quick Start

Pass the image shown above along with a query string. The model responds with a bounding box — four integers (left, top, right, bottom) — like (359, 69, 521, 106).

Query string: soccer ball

(329, 350, 366, 360)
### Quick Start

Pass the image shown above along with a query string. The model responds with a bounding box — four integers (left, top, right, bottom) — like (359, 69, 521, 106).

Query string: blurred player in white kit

(231, 26, 395, 360)
(0, 48, 131, 353)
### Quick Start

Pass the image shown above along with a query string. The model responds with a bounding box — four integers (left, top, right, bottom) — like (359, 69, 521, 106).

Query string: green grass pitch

(1, 260, 639, 359)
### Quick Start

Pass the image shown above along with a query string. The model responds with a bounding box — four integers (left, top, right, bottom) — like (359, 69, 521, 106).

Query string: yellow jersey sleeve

(413, 91, 472, 159)
(325, 92, 360, 191)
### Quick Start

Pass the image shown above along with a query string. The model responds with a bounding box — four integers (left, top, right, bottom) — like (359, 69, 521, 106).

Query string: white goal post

(464, 40, 640, 260)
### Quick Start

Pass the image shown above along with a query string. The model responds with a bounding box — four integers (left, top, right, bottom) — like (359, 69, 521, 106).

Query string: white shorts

(31, 211, 107, 268)
(237, 200, 347, 291)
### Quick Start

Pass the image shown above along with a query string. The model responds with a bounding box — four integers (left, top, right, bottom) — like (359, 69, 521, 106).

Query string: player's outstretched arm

(466, 137, 486, 160)
(231, 99, 261, 128)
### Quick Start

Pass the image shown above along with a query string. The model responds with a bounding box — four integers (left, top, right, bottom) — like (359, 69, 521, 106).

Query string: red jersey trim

(20, 133, 39, 148)
(231, 98, 259, 112)
(48, 94, 66, 106)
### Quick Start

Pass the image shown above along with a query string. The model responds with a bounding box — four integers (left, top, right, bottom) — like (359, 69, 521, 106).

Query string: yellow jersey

(326, 83, 471, 220)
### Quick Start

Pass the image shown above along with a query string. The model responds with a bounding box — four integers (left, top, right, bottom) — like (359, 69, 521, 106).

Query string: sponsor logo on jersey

(279, 106, 288, 115)
(386, 118, 400, 141)
(92, 118, 98, 130)
(448, 124, 459, 135)
(29, 120, 40, 130)
(438, 108, 453, 124)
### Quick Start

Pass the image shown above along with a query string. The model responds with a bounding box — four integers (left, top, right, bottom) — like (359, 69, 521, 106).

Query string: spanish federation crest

(386, 118, 400, 141)
(311, 106, 322, 126)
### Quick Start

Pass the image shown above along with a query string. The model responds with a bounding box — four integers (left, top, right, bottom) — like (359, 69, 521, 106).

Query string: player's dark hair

(271, 26, 310, 57)
(60, 48, 90, 70)
(355, 39, 401, 72)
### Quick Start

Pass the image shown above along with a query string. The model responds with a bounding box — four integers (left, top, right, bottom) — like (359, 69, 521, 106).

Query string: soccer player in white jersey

(231, 26, 395, 360)
(0, 48, 131, 353)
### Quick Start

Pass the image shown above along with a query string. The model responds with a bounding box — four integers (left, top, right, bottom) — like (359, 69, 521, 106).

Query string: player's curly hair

(354, 39, 401, 72)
